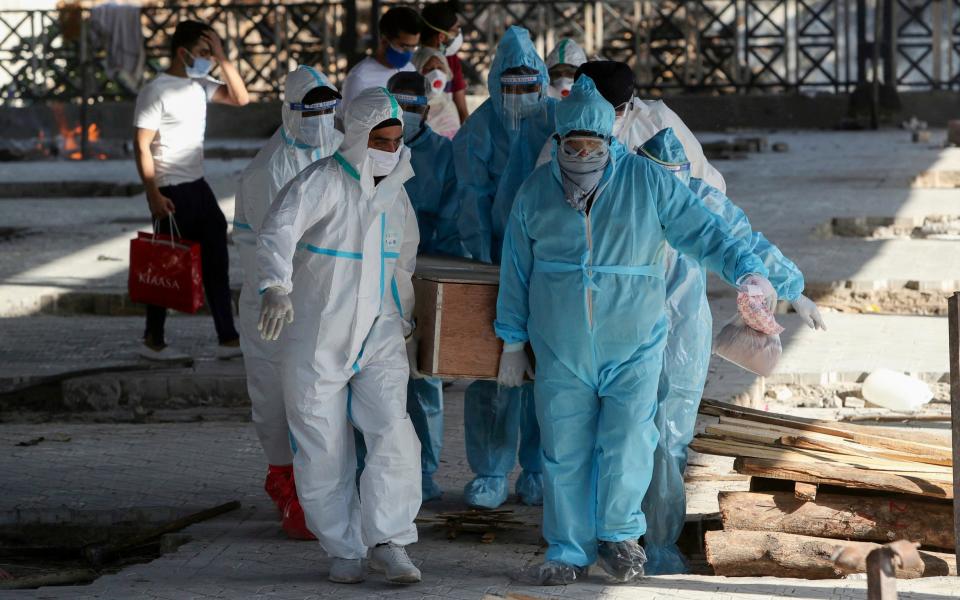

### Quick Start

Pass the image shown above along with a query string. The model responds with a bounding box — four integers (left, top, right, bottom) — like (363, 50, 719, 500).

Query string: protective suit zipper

(585, 211, 594, 329)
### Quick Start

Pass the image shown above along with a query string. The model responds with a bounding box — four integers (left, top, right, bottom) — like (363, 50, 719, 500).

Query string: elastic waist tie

(296, 242, 362, 260)
(232, 221, 253, 231)
(533, 256, 664, 291)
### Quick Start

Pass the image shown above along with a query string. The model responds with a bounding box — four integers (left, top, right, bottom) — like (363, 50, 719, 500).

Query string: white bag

(713, 314, 782, 377)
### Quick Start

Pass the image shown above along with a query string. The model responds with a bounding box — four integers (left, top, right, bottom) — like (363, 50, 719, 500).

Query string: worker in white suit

(256, 87, 423, 586)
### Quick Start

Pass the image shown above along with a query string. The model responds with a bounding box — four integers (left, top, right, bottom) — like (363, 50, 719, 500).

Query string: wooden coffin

(413, 255, 502, 380)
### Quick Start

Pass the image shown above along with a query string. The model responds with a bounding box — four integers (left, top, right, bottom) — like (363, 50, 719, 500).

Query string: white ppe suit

(256, 87, 422, 559)
(234, 65, 343, 466)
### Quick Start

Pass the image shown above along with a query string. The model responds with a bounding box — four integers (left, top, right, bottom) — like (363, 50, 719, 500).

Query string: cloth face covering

(369, 146, 402, 176)
(185, 51, 213, 79)
(425, 70, 449, 96)
(386, 43, 414, 69)
(443, 31, 463, 56)
(557, 139, 609, 211)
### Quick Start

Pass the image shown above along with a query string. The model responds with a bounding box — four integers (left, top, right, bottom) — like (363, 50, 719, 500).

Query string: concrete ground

(0, 129, 958, 598)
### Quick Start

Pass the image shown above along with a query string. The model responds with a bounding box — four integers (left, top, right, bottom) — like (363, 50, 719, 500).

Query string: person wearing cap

(544, 38, 587, 99)
(411, 46, 460, 138)
(634, 129, 823, 575)
(386, 71, 464, 502)
(256, 87, 422, 585)
(340, 6, 421, 110)
(452, 25, 557, 510)
(420, 0, 469, 123)
(234, 65, 343, 541)
(495, 74, 774, 585)
(537, 60, 726, 192)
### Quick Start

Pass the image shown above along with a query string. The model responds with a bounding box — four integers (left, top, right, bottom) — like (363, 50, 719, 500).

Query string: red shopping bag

(128, 226, 204, 314)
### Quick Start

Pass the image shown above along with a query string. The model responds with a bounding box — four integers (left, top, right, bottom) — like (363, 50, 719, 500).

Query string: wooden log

(734, 456, 953, 499)
(794, 482, 818, 502)
(704, 530, 957, 579)
(718, 491, 955, 550)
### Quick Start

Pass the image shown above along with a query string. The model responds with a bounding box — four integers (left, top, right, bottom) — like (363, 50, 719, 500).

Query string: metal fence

(1, 0, 959, 105)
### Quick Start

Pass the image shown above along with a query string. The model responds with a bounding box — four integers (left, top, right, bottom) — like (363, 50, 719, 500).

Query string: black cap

(575, 60, 635, 107)
(387, 71, 428, 97)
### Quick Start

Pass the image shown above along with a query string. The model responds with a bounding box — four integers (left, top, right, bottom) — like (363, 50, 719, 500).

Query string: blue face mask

(401, 110, 424, 143)
(185, 51, 213, 79)
(385, 44, 413, 69)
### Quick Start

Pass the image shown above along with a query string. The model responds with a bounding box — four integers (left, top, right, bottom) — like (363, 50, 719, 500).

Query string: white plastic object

(713, 314, 782, 377)
(860, 369, 933, 412)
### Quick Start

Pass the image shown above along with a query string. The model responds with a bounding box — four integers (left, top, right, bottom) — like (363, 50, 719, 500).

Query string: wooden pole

(948, 291, 960, 563)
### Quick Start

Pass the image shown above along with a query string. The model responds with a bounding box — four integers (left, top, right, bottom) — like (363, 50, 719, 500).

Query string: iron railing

(1, 0, 958, 105)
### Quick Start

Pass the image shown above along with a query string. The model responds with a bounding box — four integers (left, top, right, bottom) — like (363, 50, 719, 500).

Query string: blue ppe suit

(405, 121, 464, 501)
(494, 76, 769, 568)
(452, 26, 557, 508)
(635, 129, 805, 574)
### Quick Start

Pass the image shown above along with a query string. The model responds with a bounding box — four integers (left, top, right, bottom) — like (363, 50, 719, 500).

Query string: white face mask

(425, 69, 449, 97)
(548, 77, 575, 99)
(368, 146, 402, 177)
(443, 31, 463, 57)
(298, 113, 339, 154)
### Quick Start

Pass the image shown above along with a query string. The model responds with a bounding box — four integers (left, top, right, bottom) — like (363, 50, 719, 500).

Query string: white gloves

(497, 342, 534, 387)
(258, 287, 294, 341)
(791, 295, 827, 330)
(406, 335, 424, 379)
(738, 273, 777, 311)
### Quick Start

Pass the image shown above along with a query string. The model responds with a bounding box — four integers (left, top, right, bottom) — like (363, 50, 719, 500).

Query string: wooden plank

(705, 530, 956, 579)
(700, 399, 952, 459)
(794, 482, 818, 502)
(413, 277, 440, 375)
(692, 437, 952, 476)
(718, 490, 955, 550)
(949, 291, 960, 562)
(734, 457, 953, 499)
(716, 417, 951, 466)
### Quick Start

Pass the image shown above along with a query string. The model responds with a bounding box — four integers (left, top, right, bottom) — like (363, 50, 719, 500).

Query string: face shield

(289, 97, 341, 151)
(500, 73, 542, 130)
(392, 92, 429, 143)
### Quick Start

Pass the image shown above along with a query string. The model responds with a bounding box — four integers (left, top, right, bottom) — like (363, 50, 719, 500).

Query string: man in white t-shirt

(133, 20, 249, 360)
(340, 7, 420, 110)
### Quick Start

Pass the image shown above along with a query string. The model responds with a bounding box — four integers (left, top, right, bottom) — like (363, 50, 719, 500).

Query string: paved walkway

(0, 420, 953, 599)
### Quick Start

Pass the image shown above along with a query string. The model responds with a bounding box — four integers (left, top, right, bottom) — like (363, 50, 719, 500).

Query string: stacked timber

(691, 399, 956, 579)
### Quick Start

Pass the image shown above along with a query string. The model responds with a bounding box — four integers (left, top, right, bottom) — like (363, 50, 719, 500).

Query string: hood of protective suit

(638, 127, 691, 185)
(281, 65, 340, 146)
(555, 75, 615, 138)
(546, 38, 587, 69)
(412, 46, 453, 78)
(487, 26, 549, 120)
(337, 86, 411, 193)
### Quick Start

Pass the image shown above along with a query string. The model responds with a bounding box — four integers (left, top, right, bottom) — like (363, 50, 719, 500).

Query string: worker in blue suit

(452, 26, 557, 508)
(495, 75, 776, 585)
(387, 72, 464, 501)
(636, 128, 825, 575)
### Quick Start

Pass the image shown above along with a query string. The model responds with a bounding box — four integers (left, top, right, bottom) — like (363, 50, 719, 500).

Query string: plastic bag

(713, 314, 782, 376)
(861, 369, 933, 411)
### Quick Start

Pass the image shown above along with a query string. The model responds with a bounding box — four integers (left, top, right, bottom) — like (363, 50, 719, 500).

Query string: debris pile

(691, 399, 956, 579)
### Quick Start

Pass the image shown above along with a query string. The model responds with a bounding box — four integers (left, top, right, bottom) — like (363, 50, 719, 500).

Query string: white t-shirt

(340, 56, 415, 112)
(134, 73, 222, 187)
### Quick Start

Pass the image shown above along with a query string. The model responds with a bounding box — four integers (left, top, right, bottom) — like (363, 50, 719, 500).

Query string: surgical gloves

(258, 286, 294, 341)
(497, 343, 533, 387)
(791, 294, 827, 330)
(737, 273, 777, 311)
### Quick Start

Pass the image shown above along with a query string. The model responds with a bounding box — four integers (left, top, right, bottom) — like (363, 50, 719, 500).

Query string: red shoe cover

(264, 465, 294, 513)
(281, 496, 316, 540)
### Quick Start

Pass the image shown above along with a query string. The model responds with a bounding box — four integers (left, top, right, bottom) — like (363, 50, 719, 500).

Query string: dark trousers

(144, 178, 239, 346)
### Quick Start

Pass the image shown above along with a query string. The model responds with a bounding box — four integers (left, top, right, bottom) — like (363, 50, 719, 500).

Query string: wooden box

(413, 255, 502, 380)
